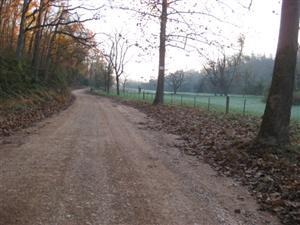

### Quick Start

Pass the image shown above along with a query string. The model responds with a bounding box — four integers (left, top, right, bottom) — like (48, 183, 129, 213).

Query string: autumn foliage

(0, 0, 95, 96)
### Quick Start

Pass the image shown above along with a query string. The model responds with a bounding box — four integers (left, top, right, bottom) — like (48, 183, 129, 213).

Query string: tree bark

(107, 74, 110, 93)
(0, 0, 5, 50)
(27, 31, 35, 56)
(153, 0, 167, 105)
(9, 6, 18, 50)
(16, 0, 30, 60)
(104, 72, 107, 92)
(257, 0, 300, 145)
(116, 75, 120, 95)
(105, 67, 111, 94)
(44, 30, 57, 81)
(32, 0, 45, 80)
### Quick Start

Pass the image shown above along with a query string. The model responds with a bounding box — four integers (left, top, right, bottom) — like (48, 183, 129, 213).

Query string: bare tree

(204, 59, 223, 96)
(204, 36, 244, 96)
(121, 74, 129, 93)
(166, 70, 184, 94)
(257, 0, 300, 146)
(102, 33, 134, 95)
(109, 0, 251, 104)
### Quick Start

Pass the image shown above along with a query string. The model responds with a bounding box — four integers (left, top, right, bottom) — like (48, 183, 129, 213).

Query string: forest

(0, 0, 94, 99)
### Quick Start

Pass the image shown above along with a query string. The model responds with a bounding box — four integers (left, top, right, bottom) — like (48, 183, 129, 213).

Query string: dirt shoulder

(0, 90, 280, 225)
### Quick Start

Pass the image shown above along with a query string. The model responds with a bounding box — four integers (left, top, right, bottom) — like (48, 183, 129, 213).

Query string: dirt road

(0, 90, 280, 225)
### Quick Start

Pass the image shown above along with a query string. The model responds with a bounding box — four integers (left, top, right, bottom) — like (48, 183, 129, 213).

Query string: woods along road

(0, 90, 280, 225)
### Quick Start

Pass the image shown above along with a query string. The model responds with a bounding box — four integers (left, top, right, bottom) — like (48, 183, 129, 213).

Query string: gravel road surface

(0, 90, 280, 225)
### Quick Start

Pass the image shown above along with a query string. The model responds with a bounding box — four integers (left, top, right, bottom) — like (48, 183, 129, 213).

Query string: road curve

(0, 90, 280, 225)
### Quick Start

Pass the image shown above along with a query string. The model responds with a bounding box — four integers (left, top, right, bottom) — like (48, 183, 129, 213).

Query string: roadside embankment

(0, 89, 74, 136)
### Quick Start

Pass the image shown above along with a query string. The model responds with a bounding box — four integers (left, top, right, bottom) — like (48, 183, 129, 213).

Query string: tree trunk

(153, 0, 167, 105)
(44, 31, 57, 81)
(105, 67, 109, 93)
(27, 31, 35, 56)
(44, 24, 62, 81)
(16, 0, 29, 60)
(106, 67, 111, 94)
(104, 71, 107, 92)
(257, 0, 300, 145)
(32, 0, 45, 80)
(45, 6, 65, 81)
(296, 71, 300, 90)
(0, 0, 5, 50)
(40, 12, 50, 68)
(107, 73, 110, 93)
(9, 7, 18, 50)
(116, 75, 120, 95)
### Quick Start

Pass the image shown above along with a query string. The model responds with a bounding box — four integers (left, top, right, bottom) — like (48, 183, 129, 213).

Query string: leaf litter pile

(121, 99, 300, 225)
(0, 90, 74, 137)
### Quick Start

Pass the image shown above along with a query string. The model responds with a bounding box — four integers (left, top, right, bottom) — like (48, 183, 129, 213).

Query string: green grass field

(93, 89, 300, 122)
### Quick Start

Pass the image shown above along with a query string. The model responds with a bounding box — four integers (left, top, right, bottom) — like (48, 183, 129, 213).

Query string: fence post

(226, 96, 230, 114)
(194, 96, 196, 107)
(208, 97, 211, 111)
(181, 95, 183, 106)
(243, 98, 247, 115)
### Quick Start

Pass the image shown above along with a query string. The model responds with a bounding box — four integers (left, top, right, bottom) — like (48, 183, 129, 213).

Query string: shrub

(0, 56, 74, 99)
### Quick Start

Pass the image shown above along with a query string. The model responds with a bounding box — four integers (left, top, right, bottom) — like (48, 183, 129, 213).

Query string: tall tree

(153, 0, 167, 104)
(31, 0, 46, 79)
(257, 0, 300, 145)
(102, 33, 133, 95)
(16, 0, 31, 60)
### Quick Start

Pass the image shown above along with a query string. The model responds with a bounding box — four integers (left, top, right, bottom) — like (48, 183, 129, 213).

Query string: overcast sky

(74, 0, 283, 81)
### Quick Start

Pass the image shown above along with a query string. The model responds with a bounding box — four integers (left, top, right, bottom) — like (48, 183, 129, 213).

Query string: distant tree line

(133, 54, 274, 96)
(128, 53, 300, 100)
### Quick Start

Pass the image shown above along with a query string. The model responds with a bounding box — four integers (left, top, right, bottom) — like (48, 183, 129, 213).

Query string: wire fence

(96, 88, 300, 122)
